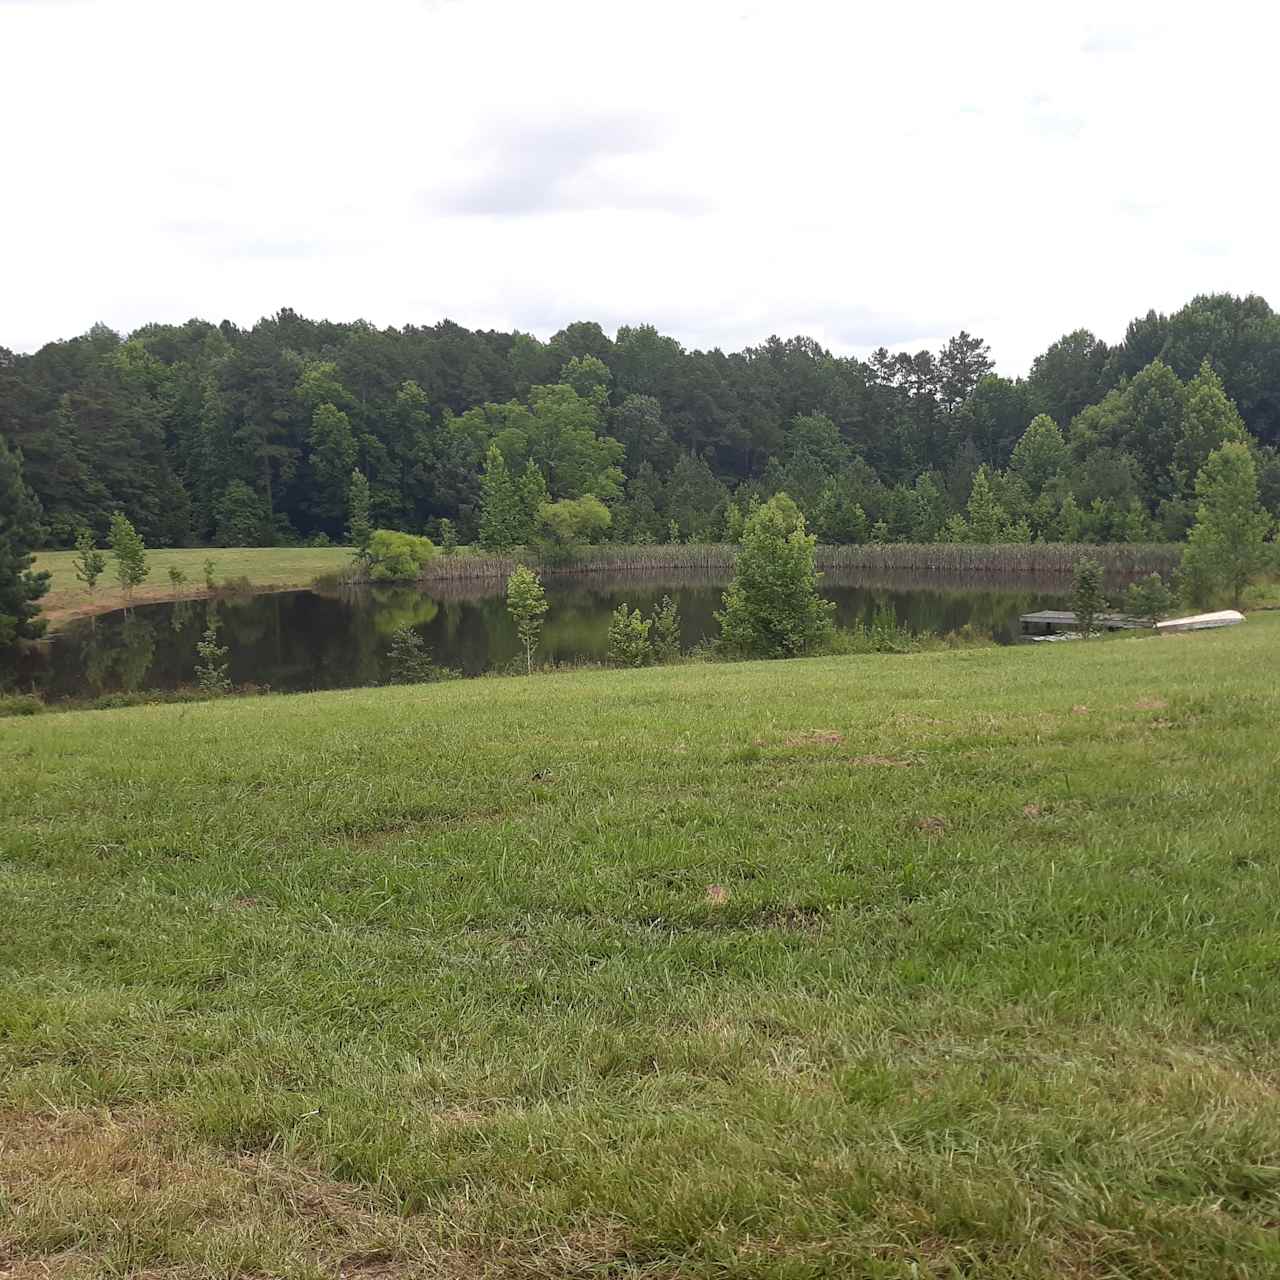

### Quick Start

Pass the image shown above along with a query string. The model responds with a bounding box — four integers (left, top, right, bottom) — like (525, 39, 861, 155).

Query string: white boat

(1155, 609, 1245, 633)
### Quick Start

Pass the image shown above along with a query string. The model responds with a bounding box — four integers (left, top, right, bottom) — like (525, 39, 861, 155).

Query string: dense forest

(2, 292, 1279, 552)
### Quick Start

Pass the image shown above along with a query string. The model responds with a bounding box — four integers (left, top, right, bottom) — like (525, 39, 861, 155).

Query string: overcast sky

(2, 0, 1276, 373)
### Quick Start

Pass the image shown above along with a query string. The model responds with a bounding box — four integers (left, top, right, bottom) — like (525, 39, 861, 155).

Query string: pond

(20, 569, 1072, 702)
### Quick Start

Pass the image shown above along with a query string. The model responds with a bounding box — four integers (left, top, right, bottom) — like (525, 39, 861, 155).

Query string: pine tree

(347, 468, 372, 557)
(0, 435, 51, 649)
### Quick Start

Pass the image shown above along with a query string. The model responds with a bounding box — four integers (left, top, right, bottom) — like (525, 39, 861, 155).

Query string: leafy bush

(608, 603, 652, 667)
(0, 693, 45, 717)
(535, 495, 611, 566)
(365, 530, 437, 581)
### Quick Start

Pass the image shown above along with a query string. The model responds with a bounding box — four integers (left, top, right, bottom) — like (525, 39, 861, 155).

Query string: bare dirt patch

(913, 816, 947, 835)
(782, 730, 845, 747)
(705, 884, 730, 906)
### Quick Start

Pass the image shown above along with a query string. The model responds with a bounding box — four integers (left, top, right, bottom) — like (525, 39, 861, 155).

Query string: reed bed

(412, 542, 1182, 583)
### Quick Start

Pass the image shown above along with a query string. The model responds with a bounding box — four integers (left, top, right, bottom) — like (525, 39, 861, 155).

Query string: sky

(2, 0, 1277, 373)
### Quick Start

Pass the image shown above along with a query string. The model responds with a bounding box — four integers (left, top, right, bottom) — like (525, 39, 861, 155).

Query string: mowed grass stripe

(2, 620, 1280, 1278)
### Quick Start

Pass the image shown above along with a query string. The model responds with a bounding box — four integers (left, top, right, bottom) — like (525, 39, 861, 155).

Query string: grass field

(3, 619, 1280, 1277)
(33, 546, 354, 626)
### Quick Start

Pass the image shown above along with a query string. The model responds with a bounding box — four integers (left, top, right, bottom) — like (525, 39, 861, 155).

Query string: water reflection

(25, 571, 1069, 701)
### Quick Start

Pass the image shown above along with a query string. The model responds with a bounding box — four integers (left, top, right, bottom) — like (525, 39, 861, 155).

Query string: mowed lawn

(3, 620, 1280, 1278)
(33, 546, 354, 624)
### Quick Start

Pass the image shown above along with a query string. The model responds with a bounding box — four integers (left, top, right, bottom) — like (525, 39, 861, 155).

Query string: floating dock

(1019, 611, 1148, 637)
(1020, 608, 1245, 637)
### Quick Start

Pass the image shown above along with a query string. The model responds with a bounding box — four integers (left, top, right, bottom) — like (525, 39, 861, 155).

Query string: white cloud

(1, 0, 1276, 373)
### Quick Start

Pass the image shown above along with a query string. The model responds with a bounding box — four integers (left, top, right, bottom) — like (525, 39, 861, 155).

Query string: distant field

(3, 618, 1279, 1276)
(33, 546, 354, 625)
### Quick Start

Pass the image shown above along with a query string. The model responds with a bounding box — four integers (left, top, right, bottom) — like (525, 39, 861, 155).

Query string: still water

(26, 571, 1069, 700)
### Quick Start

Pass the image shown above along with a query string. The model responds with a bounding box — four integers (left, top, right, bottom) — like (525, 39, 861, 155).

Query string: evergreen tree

(0, 435, 51, 649)
(716, 493, 834, 657)
(108, 511, 149, 606)
(347, 468, 372, 556)
(1180, 442, 1272, 607)
(478, 445, 525, 551)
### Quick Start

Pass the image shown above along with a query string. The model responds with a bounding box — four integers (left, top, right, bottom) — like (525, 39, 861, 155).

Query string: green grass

(34, 546, 354, 625)
(3, 619, 1280, 1277)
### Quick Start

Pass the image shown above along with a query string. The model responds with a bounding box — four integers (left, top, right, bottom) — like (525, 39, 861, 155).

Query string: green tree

(309, 402, 357, 524)
(214, 480, 268, 547)
(1124, 573, 1173, 627)
(108, 511, 148, 606)
(73, 526, 107, 601)
(607, 603, 652, 666)
(0, 435, 51, 649)
(716, 493, 834, 658)
(347, 468, 372, 557)
(561, 354, 612, 400)
(1180, 442, 1272, 607)
(1071, 557, 1106, 640)
(1009, 414, 1068, 497)
(478, 445, 525, 551)
(506, 565, 548, 674)
(437, 517, 458, 557)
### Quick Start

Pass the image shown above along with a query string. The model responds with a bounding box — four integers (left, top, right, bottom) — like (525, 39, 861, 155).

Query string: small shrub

(203, 558, 217, 591)
(1124, 572, 1174, 627)
(1071, 557, 1106, 640)
(386, 626, 459, 684)
(167, 566, 187, 592)
(0, 693, 45, 717)
(650, 595, 682, 663)
(194, 621, 231, 694)
(608, 603, 652, 667)
(308, 532, 332, 548)
(438, 518, 458, 557)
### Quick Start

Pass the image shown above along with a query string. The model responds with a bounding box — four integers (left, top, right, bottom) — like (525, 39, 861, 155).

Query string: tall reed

(411, 542, 1181, 583)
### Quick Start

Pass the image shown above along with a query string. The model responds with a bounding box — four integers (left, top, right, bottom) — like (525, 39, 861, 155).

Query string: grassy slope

(3, 620, 1280, 1278)
(33, 546, 353, 625)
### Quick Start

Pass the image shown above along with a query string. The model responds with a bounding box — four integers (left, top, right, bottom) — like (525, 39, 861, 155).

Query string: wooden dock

(1019, 610, 1149, 637)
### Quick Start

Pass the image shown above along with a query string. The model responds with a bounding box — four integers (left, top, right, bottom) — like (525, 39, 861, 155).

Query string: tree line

(2, 293, 1278, 561)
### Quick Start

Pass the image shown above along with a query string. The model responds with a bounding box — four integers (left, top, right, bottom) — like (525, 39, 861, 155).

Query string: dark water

(22, 571, 1069, 700)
